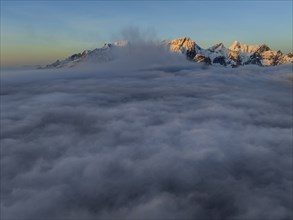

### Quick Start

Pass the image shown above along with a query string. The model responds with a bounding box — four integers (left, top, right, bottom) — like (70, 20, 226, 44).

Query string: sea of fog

(1, 50, 292, 219)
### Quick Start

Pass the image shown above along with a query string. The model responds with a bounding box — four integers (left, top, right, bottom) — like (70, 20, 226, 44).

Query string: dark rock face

(247, 53, 262, 66)
(186, 49, 196, 60)
(213, 56, 227, 66)
(256, 44, 271, 54)
(245, 44, 270, 66)
(69, 53, 82, 61)
(103, 43, 112, 48)
(167, 37, 197, 60)
(228, 51, 241, 66)
(45, 60, 61, 68)
(274, 51, 284, 65)
(194, 54, 211, 65)
(208, 43, 225, 52)
(43, 38, 293, 69)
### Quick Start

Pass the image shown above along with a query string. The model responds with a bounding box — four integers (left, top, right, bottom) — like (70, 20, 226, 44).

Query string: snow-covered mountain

(44, 41, 129, 68)
(43, 37, 292, 68)
(165, 37, 293, 67)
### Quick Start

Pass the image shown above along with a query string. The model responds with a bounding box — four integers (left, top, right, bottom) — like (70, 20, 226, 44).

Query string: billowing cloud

(1, 45, 292, 220)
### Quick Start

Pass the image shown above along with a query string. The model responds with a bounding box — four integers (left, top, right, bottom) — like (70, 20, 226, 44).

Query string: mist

(1, 34, 292, 219)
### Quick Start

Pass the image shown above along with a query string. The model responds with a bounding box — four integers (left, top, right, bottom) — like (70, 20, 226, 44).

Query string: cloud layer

(1, 52, 292, 219)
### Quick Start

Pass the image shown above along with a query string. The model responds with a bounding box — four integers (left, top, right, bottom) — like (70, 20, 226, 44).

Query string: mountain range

(44, 37, 293, 68)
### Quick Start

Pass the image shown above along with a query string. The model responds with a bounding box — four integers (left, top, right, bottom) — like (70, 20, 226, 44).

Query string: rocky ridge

(165, 37, 293, 67)
(44, 37, 292, 68)
(44, 41, 129, 68)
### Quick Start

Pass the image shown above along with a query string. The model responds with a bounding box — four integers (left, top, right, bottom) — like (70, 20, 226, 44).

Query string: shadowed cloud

(1, 41, 292, 219)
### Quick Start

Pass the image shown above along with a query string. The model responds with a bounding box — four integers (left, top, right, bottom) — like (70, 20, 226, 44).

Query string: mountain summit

(164, 38, 292, 67)
(44, 38, 292, 68)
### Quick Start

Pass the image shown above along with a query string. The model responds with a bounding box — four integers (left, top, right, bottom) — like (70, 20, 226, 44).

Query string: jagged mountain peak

(166, 37, 198, 58)
(215, 42, 225, 48)
(229, 41, 260, 53)
(208, 42, 226, 51)
(166, 37, 204, 55)
(167, 37, 195, 47)
(170, 36, 193, 41)
(43, 37, 293, 69)
(256, 44, 271, 53)
(230, 40, 241, 48)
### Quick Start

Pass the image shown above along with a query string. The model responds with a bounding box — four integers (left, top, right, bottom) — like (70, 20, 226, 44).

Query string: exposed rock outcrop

(43, 38, 292, 69)
(194, 54, 211, 64)
(165, 37, 198, 59)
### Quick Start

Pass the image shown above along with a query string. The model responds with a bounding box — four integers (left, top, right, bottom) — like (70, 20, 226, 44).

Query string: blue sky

(1, 0, 292, 67)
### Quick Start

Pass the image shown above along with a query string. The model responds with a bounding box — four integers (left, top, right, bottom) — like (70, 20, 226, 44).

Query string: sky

(1, 0, 292, 67)
(1, 2, 293, 218)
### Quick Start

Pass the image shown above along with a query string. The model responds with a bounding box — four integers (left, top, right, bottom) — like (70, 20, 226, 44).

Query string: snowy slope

(44, 41, 129, 68)
(166, 38, 293, 67)
(44, 38, 292, 68)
